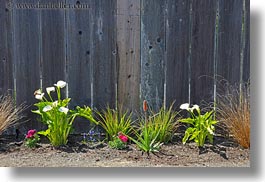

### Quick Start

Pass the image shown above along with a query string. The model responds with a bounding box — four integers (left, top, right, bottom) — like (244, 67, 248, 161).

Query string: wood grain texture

(40, 0, 66, 93)
(92, 0, 116, 109)
(217, 0, 243, 88)
(190, 0, 216, 105)
(243, 0, 250, 83)
(116, 0, 140, 112)
(0, 0, 13, 96)
(141, 0, 166, 111)
(165, 0, 190, 109)
(66, 0, 94, 132)
(12, 0, 41, 131)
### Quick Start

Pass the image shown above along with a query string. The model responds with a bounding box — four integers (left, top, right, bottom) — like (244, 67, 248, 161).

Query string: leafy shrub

(216, 83, 250, 148)
(97, 107, 133, 141)
(32, 80, 97, 146)
(179, 104, 218, 147)
(0, 95, 25, 135)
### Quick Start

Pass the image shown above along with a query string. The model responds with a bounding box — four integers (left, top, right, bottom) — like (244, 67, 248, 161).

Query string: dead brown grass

(216, 83, 250, 149)
(0, 95, 25, 134)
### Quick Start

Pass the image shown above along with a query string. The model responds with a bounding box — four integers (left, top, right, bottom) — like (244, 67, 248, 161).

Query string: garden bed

(0, 134, 250, 167)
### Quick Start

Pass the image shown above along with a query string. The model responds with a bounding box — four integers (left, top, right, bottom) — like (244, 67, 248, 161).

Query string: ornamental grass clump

(216, 83, 250, 149)
(128, 100, 164, 155)
(0, 95, 25, 135)
(147, 104, 179, 144)
(32, 80, 97, 147)
(96, 107, 133, 141)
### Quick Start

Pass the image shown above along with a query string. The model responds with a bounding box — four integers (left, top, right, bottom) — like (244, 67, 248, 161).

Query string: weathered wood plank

(66, 0, 93, 132)
(243, 0, 250, 83)
(92, 0, 116, 110)
(165, 0, 190, 109)
(141, 0, 166, 111)
(0, 0, 13, 96)
(40, 0, 66, 94)
(217, 0, 243, 88)
(190, 0, 216, 105)
(116, 0, 141, 112)
(12, 0, 41, 131)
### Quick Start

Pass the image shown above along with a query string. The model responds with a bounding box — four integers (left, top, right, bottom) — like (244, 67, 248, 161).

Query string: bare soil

(0, 134, 249, 167)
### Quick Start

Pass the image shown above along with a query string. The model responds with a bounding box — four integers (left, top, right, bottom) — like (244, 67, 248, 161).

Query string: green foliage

(179, 104, 218, 147)
(97, 107, 133, 141)
(32, 81, 97, 147)
(148, 105, 178, 144)
(25, 133, 40, 148)
(128, 120, 163, 154)
(108, 137, 127, 150)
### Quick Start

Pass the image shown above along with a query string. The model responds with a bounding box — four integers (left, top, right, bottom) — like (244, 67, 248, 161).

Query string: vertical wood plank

(12, 0, 41, 131)
(66, 0, 93, 132)
(92, 0, 116, 110)
(40, 0, 66, 92)
(141, 0, 166, 111)
(190, 0, 216, 105)
(217, 0, 243, 88)
(243, 0, 250, 83)
(116, 0, 141, 112)
(165, 0, 190, 109)
(0, 0, 13, 96)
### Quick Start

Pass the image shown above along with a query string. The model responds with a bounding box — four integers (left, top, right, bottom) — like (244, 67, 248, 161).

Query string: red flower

(118, 134, 128, 143)
(143, 100, 148, 112)
(26, 129, 37, 139)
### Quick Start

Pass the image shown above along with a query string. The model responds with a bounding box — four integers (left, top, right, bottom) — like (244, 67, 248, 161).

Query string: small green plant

(128, 121, 163, 155)
(179, 103, 218, 147)
(96, 107, 133, 141)
(25, 129, 40, 148)
(32, 80, 98, 146)
(148, 104, 178, 144)
(108, 132, 128, 150)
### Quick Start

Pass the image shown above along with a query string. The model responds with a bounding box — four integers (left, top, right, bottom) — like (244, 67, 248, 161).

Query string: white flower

(34, 89, 42, 96)
(52, 101, 58, 107)
(180, 103, 190, 110)
(54, 80, 66, 88)
(35, 93, 44, 100)
(59, 107, 69, 114)
(191, 104, 200, 112)
(46, 87, 55, 94)
(43, 105, 52, 112)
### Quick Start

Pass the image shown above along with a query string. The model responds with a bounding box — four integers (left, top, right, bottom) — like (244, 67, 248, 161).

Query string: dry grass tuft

(216, 83, 250, 149)
(0, 95, 25, 135)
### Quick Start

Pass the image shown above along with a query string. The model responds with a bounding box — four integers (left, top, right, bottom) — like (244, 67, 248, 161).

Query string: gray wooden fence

(0, 0, 250, 133)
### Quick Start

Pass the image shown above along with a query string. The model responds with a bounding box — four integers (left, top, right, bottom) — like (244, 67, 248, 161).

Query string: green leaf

(38, 129, 50, 136)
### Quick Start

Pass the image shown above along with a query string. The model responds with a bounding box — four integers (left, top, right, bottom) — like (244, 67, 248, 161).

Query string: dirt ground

(0, 134, 250, 167)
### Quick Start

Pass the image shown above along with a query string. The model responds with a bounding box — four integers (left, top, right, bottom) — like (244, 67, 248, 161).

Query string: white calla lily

(35, 93, 45, 100)
(180, 103, 190, 110)
(46, 87, 55, 94)
(43, 105, 52, 112)
(191, 104, 200, 112)
(59, 107, 69, 114)
(54, 80, 66, 88)
(52, 101, 58, 107)
(34, 89, 42, 96)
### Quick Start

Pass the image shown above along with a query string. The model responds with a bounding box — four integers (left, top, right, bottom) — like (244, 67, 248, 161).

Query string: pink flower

(118, 133, 128, 143)
(26, 129, 37, 139)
